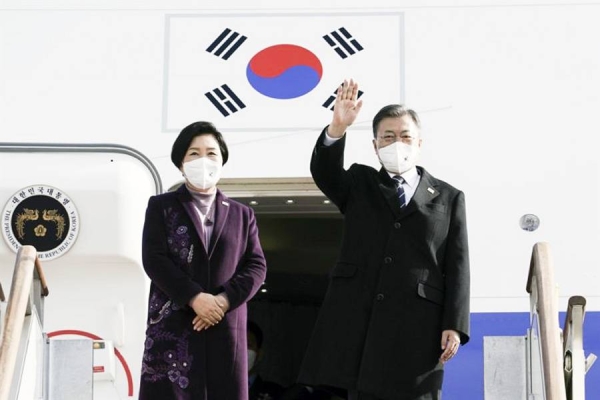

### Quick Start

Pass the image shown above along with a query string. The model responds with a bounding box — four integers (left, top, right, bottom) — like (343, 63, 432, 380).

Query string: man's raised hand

(328, 79, 363, 138)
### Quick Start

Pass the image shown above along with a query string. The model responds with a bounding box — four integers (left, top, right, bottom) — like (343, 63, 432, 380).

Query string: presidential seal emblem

(2, 185, 79, 260)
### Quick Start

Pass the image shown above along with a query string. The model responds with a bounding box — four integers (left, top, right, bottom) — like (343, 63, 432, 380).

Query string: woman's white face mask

(377, 141, 420, 175)
(183, 157, 222, 190)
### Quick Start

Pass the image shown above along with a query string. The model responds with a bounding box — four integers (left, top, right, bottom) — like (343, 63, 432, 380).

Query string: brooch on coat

(149, 300, 172, 325)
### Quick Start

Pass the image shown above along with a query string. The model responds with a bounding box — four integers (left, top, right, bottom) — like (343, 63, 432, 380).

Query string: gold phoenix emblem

(43, 209, 66, 239)
(15, 208, 39, 239)
(15, 208, 66, 240)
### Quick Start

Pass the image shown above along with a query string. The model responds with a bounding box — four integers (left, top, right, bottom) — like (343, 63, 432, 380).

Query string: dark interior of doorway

(241, 200, 343, 389)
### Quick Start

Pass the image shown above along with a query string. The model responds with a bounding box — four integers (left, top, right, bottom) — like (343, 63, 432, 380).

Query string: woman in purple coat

(139, 121, 267, 400)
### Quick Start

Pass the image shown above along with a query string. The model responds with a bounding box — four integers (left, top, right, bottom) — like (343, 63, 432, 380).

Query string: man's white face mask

(183, 157, 222, 190)
(377, 141, 420, 175)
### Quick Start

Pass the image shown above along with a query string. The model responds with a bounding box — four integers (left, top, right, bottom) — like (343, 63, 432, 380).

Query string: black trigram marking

(322, 84, 364, 111)
(206, 28, 247, 60)
(205, 84, 246, 117)
(323, 27, 364, 59)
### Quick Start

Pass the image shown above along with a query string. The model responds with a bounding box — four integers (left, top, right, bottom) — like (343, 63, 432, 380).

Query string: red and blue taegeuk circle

(246, 44, 323, 99)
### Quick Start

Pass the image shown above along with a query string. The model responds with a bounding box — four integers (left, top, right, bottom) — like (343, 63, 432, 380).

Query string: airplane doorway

(219, 177, 343, 391)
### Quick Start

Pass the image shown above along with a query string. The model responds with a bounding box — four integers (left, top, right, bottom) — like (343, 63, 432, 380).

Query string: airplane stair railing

(0, 245, 48, 400)
(485, 242, 595, 399)
(0, 245, 96, 400)
(562, 296, 597, 400)
(526, 242, 568, 400)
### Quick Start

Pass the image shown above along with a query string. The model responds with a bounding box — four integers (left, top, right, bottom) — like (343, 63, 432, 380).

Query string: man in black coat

(298, 80, 470, 400)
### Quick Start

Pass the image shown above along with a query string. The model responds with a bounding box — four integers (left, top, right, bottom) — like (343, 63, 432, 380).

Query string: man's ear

(372, 139, 378, 154)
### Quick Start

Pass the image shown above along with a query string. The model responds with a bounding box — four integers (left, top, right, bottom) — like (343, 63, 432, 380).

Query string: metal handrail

(0, 142, 163, 194)
(563, 296, 587, 400)
(0, 246, 43, 400)
(526, 242, 567, 400)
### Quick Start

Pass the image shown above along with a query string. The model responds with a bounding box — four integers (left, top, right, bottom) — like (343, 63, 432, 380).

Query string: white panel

(484, 336, 526, 400)
(48, 338, 93, 400)
(0, 3, 599, 316)
(0, 150, 155, 399)
(404, 5, 600, 310)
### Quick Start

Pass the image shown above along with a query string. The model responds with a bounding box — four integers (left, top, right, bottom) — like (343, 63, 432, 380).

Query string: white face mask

(248, 349, 257, 371)
(377, 141, 420, 175)
(183, 157, 222, 190)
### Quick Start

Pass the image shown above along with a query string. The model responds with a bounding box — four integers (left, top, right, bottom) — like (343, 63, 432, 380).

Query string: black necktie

(393, 175, 407, 208)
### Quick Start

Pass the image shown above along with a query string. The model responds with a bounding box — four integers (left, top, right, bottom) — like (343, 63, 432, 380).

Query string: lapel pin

(222, 201, 230, 207)
(427, 187, 435, 194)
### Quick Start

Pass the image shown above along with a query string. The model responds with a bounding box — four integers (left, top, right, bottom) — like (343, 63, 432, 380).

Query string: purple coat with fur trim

(138, 185, 267, 400)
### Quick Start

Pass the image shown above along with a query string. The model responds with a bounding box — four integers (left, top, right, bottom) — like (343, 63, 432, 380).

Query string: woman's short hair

(372, 104, 421, 138)
(170, 121, 230, 168)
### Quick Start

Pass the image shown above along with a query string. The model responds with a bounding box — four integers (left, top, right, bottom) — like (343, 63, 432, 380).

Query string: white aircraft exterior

(1, 0, 599, 398)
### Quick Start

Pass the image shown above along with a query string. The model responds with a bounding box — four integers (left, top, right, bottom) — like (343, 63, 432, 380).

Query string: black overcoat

(299, 131, 470, 400)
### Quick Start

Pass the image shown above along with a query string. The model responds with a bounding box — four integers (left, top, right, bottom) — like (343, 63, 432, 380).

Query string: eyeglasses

(377, 133, 417, 146)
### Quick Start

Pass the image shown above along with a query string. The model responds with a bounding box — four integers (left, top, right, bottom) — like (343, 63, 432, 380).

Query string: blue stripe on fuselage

(443, 311, 600, 399)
